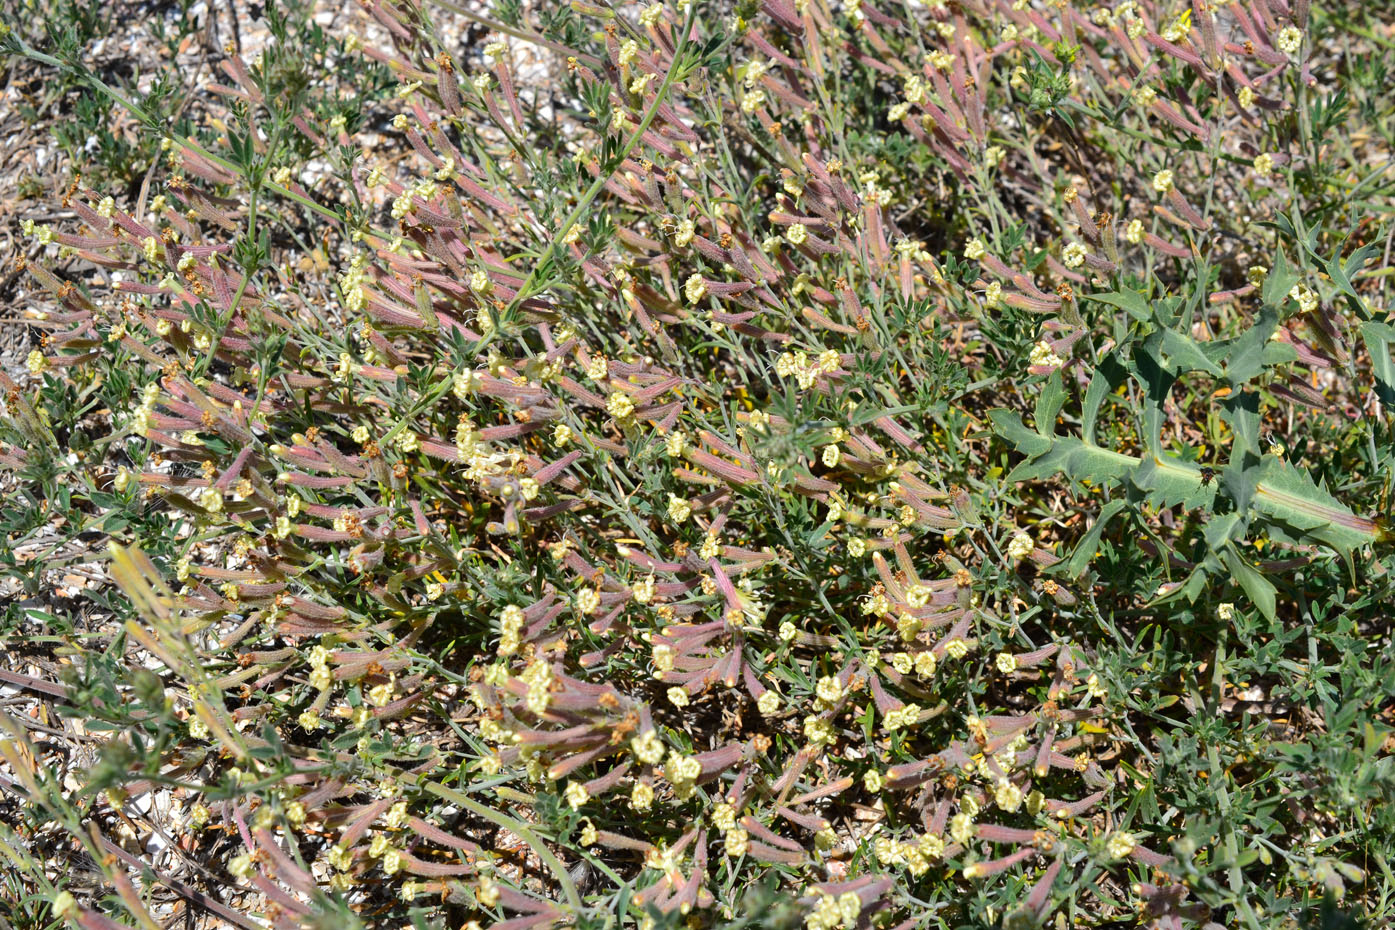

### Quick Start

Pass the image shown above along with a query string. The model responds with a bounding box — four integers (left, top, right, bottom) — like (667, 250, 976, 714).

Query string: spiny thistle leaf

(993, 408, 1388, 598)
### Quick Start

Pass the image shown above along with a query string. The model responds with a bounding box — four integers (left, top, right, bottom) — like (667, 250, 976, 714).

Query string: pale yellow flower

(684, 274, 708, 303)
(564, 781, 590, 810)
(607, 391, 635, 419)
(1007, 531, 1034, 560)
(667, 494, 691, 523)
(1107, 830, 1137, 859)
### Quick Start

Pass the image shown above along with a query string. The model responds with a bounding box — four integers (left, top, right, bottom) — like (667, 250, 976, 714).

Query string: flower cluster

(5, 0, 1383, 928)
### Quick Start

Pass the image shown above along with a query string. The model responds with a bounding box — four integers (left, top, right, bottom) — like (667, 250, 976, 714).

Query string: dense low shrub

(1, 1, 1393, 928)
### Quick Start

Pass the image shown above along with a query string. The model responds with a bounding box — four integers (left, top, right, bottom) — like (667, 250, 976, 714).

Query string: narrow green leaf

(1221, 545, 1277, 621)
(1034, 372, 1067, 438)
(1081, 351, 1129, 445)
(1135, 332, 1176, 457)
(1063, 499, 1127, 578)
(850, 403, 919, 426)
(1329, 239, 1380, 306)
(1359, 320, 1395, 405)
(1261, 248, 1298, 308)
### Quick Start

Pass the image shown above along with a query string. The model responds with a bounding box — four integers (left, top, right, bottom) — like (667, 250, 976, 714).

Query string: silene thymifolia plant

(0, 0, 1392, 928)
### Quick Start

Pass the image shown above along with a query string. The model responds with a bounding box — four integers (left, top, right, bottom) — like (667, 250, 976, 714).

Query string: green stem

(424, 0, 605, 68)
(420, 779, 582, 912)
(501, 4, 700, 325)
(8, 36, 364, 230)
